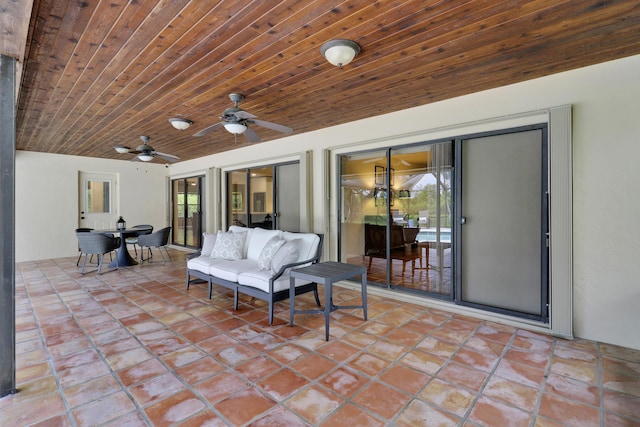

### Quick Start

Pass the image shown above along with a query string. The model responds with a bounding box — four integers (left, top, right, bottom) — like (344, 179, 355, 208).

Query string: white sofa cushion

(237, 269, 312, 293)
(258, 236, 285, 270)
(282, 232, 320, 264)
(211, 231, 245, 260)
(210, 259, 258, 283)
(229, 225, 253, 258)
(246, 228, 282, 261)
(201, 232, 217, 257)
(187, 255, 223, 275)
(271, 240, 300, 274)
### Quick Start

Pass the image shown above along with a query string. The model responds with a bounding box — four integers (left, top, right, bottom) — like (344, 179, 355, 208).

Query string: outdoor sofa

(186, 225, 324, 324)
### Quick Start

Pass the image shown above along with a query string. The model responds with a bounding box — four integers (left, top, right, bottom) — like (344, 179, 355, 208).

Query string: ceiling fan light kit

(114, 145, 130, 154)
(137, 153, 154, 162)
(320, 39, 361, 67)
(223, 122, 247, 134)
(168, 118, 192, 130)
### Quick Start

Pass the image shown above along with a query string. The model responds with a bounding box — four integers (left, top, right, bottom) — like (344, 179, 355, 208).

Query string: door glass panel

(228, 170, 248, 227)
(249, 167, 273, 228)
(86, 180, 110, 213)
(275, 163, 300, 231)
(172, 180, 185, 245)
(186, 177, 201, 247)
(340, 150, 391, 286)
(390, 143, 453, 296)
(171, 176, 202, 248)
(339, 143, 453, 297)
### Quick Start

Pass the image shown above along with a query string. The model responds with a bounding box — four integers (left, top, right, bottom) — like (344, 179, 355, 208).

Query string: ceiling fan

(114, 136, 180, 163)
(193, 93, 293, 142)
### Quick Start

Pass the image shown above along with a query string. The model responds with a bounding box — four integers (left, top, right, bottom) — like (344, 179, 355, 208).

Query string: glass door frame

(337, 139, 455, 301)
(225, 160, 301, 231)
(171, 175, 203, 249)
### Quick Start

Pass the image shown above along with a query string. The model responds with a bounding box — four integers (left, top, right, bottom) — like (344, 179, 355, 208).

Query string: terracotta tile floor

(2, 250, 640, 426)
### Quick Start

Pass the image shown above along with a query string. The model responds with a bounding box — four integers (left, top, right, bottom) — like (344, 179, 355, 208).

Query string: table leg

(289, 276, 295, 327)
(362, 270, 368, 320)
(109, 232, 138, 268)
(324, 279, 331, 341)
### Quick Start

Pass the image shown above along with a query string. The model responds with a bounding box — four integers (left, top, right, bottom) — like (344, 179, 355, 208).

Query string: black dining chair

(124, 224, 153, 258)
(138, 226, 172, 264)
(76, 232, 120, 274)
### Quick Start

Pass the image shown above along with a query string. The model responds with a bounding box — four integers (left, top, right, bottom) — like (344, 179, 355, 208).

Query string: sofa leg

(268, 301, 274, 325)
(208, 278, 213, 299)
(186, 272, 191, 290)
(233, 289, 238, 309)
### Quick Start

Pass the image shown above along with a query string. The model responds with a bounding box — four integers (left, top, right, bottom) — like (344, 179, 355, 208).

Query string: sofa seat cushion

(187, 255, 223, 275)
(237, 269, 312, 294)
(210, 259, 258, 283)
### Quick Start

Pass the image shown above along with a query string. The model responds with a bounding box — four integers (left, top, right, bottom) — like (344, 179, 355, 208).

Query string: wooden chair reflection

(364, 224, 421, 276)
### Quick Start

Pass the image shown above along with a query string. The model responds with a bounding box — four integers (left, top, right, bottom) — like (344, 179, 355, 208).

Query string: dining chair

(138, 226, 172, 264)
(76, 232, 120, 274)
(124, 225, 153, 258)
(75, 228, 94, 266)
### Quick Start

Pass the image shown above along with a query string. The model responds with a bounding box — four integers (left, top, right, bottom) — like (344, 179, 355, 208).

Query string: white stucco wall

(16, 54, 640, 349)
(15, 152, 169, 262)
(170, 54, 640, 350)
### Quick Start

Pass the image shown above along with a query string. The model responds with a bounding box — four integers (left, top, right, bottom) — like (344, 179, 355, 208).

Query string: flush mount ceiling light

(168, 118, 193, 130)
(114, 145, 131, 154)
(320, 39, 361, 67)
(223, 122, 247, 134)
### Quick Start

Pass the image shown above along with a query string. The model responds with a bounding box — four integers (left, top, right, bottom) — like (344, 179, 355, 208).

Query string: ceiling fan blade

(250, 119, 293, 134)
(155, 152, 180, 163)
(234, 110, 257, 120)
(244, 126, 261, 143)
(193, 122, 224, 137)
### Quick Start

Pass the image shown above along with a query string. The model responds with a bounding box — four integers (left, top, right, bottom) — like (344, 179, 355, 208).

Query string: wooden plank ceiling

(11, 0, 640, 162)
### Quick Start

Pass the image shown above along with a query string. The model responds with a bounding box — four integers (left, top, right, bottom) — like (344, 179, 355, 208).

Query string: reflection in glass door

(172, 176, 202, 248)
(339, 142, 453, 298)
(226, 162, 300, 231)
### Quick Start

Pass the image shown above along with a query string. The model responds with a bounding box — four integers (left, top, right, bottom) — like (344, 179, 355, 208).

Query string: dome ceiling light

(320, 39, 361, 67)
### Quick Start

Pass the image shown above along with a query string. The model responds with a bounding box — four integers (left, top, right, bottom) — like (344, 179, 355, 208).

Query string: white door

(78, 172, 119, 230)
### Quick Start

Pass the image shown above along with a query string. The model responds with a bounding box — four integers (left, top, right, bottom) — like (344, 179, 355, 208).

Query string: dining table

(91, 226, 153, 268)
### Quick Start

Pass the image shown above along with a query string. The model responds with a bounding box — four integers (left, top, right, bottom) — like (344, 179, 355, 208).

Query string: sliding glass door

(338, 126, 548, 321)
(226, 162, 300, 231)
(171, 176, 202, 248)
(339, 142, 453, 298)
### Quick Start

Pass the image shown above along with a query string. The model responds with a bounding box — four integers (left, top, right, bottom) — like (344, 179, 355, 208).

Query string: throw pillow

(210, 231, 245, 260)
(271, 239, 300, 274)
(258, 236, 285, 270)
(201, 232, 217, 257)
